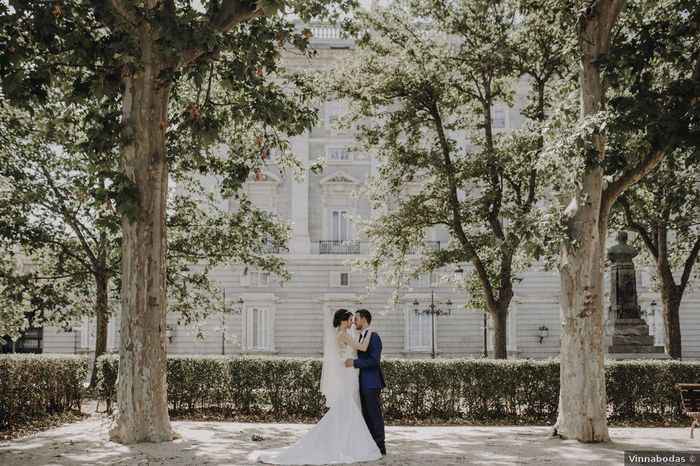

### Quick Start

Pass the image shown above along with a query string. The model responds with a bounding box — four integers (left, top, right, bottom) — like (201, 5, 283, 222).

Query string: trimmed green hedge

(0, 355, 88, 429)
(96, 356, 700, 424)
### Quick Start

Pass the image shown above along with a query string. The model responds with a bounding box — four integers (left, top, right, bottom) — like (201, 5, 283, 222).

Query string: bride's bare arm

(341, 331, 372, 351)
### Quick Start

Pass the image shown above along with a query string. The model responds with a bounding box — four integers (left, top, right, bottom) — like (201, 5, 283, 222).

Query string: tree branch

(601, 149, 665, 216)
(39, 165, 100, 268)
(680, 237, 700, 294)
(180, 2, 266, 69)
(618, 195, 658, 259)
(428, 99, 497, 310)
(109, 0, 141, 31)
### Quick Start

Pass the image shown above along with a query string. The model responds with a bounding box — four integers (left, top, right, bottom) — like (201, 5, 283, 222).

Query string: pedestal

(608, 318, 666, 355)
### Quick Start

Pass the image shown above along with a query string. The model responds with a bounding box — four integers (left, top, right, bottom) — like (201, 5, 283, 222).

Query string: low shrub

(0, 355, 88, 430)
(96, 355, 700, 424)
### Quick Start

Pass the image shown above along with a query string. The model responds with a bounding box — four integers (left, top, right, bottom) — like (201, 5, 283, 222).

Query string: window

(406, 309, 433, 352)
(329, 271, 350, 287)
(330, 210, 352, 241)
(492, 108, 506, 129)
(256, 271, 271, 287)
(326, 146, 351, 162)
(1, 327, 43, 354)
(241, 270, 273, 287)
(325, 101, 343, 130)
(409, 272, 434, 288)
(244, 307, 274, 351)
(80, 317, 94, 350)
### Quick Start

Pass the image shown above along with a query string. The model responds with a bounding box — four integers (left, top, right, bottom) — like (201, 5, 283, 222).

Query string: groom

(345, 309, 386, 456)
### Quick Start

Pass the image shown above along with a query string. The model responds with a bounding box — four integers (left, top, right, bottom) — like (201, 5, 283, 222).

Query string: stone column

(288, 134, 311, 254)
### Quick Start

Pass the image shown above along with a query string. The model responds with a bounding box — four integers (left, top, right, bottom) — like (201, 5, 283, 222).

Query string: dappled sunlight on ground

(0, 419, 697, 465)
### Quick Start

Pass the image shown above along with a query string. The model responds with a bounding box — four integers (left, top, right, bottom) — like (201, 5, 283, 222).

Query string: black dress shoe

(380, 449, 386, 456)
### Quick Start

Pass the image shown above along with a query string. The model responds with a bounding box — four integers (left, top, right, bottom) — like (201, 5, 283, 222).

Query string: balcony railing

(295, 21, 354, 47)
(318, 240, 362, 255)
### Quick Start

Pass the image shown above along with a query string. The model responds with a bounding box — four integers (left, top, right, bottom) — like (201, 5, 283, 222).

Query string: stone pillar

(288, 134, 311, 254)
(607, 232, 665, 356)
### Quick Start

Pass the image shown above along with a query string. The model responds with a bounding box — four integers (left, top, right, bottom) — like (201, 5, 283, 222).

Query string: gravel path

(1, 418, 698, 465)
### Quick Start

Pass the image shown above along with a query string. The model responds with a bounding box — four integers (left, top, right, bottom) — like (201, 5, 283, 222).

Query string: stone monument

(607, 231, 665, 355)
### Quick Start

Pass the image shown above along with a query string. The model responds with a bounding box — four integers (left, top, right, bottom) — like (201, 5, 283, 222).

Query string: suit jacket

(353, 331, 386, 391)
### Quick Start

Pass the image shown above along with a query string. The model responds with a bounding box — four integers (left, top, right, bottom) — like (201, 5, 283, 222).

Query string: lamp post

(222, 289, 244, 355)
(412, 289, 452, 359)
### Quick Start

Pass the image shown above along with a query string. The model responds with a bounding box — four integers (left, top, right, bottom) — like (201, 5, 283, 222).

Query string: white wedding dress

(247, 327, 382, 464)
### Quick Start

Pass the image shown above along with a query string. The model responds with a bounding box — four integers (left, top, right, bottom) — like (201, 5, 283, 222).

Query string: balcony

(295, 22, 354, 48)
(317, 240, 362, 255)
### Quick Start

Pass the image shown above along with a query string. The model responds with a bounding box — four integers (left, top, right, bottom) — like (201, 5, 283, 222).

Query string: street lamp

(454, 265, 488, 358)
(412, 288, 453, 359)
(222, 289, 244, 355)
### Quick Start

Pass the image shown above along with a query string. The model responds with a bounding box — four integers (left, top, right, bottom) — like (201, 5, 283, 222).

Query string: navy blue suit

(353, 331, 386, 454)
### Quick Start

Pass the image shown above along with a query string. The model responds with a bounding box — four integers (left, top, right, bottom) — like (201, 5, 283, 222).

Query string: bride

(247, 309, 382, 464)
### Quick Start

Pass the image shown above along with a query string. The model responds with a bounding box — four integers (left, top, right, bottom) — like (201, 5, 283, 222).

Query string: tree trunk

(657, 264, 682, 359)
(662, 293, 682, 360)
(656, 223, 683, 359)
(554, 0, 624, 443)
(89, 271, 110, 388)
(109, 38, 173, 444)
(492, 306, 508, 359)
(555, 170, 609, 442)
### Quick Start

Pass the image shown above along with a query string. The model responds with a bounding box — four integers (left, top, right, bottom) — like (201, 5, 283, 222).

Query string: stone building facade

(30, 24, 700, 359)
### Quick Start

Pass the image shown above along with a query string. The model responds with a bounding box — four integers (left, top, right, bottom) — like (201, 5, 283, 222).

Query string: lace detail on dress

(336, 337, 356, 360)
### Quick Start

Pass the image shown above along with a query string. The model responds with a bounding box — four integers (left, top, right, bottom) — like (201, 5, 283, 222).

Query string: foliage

(326, 0, 576, 358)
(0, 93, 291, 341)
(95, 355, 700, 424)
(613, 152, 700, 290)
(0, 355, 87, 430)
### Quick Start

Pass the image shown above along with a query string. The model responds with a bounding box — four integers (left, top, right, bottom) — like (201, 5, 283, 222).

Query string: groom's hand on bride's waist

(344, 359, 354, 368)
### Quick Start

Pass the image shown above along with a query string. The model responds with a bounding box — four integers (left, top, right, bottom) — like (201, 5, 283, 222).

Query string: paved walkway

(0, 417, 698, 465)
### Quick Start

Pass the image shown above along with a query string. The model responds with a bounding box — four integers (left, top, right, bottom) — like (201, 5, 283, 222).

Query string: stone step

(612, 335, 655, 346)
(614, 318, 648, 325)
(608, 344, 666, 354)
(606, 352, 671, 360)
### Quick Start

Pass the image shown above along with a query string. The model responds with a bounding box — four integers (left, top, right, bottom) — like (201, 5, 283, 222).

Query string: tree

(0, 97, 121, 382)
(605, 0, 700, 360)
(614, 154, 700, 359)
(0, 0, 351, 443)
(332, 0, 573, 358)
(0, 95, 289, 386)
(552, 0, 699, 442)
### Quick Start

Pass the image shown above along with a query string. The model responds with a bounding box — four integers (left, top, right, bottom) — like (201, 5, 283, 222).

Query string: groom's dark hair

(356, 309, 372, 324)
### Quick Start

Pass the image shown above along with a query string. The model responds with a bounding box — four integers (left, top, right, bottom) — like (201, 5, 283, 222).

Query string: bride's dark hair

(333, 309, 353, 328)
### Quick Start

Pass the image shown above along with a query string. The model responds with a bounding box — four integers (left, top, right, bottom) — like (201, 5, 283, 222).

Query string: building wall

(40, 26, 700, 360)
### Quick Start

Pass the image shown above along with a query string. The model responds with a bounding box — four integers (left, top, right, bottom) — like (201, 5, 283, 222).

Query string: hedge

(0, 355, 88, 430)
(96, 356, 700, 424)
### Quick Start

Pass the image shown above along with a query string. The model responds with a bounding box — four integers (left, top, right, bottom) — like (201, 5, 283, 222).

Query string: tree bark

(657, 247, 683, 359)
(109, 35, 173, 443)
(90, 271, 110, 388)
(659, 284, 682, 360)
(556, 169, 609, 442)
(492, 305, 508, 359)
(554, 0, 625, 443)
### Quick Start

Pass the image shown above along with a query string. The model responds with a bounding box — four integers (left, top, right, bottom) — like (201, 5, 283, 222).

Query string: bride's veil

(320, 317, 343, 408)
